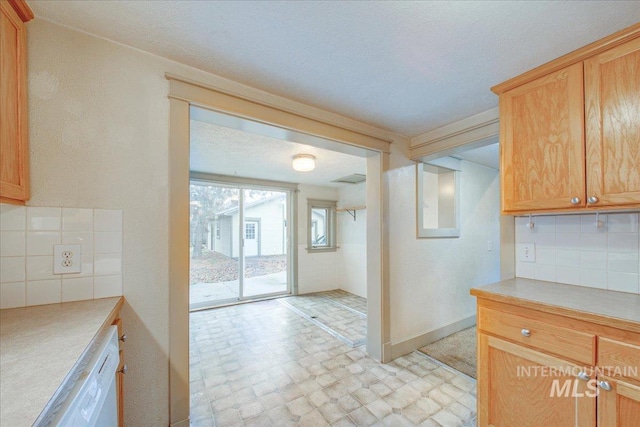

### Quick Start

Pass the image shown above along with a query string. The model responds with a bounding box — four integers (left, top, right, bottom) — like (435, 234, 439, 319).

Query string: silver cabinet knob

(570, 197, 581, 205)
(118, 364, 128, 375)
(521, 328, 531, 337)
(119, 334, 127, 342)
(598, 381, 612, 391)
(577, 371, 590, 381)
(588, 196, 599, 204)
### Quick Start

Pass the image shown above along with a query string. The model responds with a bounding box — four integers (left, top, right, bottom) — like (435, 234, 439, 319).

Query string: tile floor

(190, 298, 477, 426)
(279, 291, 367, 347)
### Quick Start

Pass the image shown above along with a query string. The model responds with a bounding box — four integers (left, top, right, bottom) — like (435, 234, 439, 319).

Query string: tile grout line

(278, 298, 361, 348)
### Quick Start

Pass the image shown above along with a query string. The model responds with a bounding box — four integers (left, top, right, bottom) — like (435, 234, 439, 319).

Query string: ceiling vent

(331, 173, 366, 184)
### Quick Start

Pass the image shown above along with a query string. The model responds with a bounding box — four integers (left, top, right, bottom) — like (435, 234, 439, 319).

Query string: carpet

(418, 326, 477, 379)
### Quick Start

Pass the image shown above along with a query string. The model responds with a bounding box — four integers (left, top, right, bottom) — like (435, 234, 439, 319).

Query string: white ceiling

(30, 1, 640, 137)
(454, 143, 500, 170)
(190, 119, 366, 188)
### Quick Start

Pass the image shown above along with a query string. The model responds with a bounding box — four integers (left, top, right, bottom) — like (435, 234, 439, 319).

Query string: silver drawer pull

(521, 328, 531, 337)
(598, 381, 612, 391)
(118, 365, 128, 375)
(577, 372, 590, 381)
(570, 197, 581, 205)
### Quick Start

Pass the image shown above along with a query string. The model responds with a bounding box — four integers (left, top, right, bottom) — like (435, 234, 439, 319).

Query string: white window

(245, 223, 256, 240)
(307, 199, 337, 252)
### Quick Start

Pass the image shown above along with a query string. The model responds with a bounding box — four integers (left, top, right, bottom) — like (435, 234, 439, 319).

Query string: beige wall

(26, 18, 502, 424)
(296, 185, 342, 294)
(387, 141, 501, 345)
(337, 183, 367, 297)
(26, 19, 254, 426)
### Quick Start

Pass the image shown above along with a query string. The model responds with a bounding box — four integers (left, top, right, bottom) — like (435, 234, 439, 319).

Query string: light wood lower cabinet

(597, 375, 640, 426)
(479, 334, 595, 427)
(477, 299, 640, 427)
(112, 317, 125, 427)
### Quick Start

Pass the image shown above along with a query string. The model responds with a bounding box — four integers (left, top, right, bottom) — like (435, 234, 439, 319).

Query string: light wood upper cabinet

(500, 63, 586, 212)
(0, 0, 32, 205)
(585, 38, 640, 208)
(494, 23, 640, 214)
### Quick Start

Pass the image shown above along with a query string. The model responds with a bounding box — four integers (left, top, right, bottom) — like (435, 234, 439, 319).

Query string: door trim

(168, 76, 390, 425)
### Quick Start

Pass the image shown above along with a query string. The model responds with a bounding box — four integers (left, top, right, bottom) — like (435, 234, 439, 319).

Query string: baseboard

(170, 418, 189, 427)
(390, 315, 476, 360)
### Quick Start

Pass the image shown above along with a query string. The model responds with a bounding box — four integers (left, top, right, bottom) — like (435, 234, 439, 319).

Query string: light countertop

(0, 297, 123, 427)
(471, 278, 640, 333)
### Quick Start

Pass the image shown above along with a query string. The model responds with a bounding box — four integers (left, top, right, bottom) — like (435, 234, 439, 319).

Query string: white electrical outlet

(53, 244, 82, 274)
(518, 243, 536, 262)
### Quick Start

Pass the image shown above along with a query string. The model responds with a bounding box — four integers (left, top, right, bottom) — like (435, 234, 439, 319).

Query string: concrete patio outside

(190, 270, 288, 307)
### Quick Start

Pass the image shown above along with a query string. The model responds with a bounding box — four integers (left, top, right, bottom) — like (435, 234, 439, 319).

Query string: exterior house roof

(216, 193, 285, 217)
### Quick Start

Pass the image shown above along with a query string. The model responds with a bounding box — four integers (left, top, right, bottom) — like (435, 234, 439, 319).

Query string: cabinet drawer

(598, 337, 640, 383)
(478, 307, 596, 365)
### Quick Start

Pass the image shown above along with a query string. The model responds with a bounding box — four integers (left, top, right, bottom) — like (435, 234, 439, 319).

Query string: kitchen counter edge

(471, 278, 640, 333)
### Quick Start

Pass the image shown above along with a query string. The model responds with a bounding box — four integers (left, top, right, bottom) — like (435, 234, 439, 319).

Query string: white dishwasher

(52, 325, 120, 426)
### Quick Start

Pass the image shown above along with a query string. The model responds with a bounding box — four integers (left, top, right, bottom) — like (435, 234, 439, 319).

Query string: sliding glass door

(242, 189, 288, 298)
(189, 181, 291, 310)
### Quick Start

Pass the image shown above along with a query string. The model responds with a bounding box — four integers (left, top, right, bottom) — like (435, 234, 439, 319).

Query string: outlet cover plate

(53, 244, 82, 274)
(518, 243, 536, 262)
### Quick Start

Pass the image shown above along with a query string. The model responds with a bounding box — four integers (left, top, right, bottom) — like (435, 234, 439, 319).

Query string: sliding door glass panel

(189, 182, 240, 308)
(242, 189, 288, 297)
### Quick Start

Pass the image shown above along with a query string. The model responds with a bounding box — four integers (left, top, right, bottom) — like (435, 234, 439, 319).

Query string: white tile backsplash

(0, 231, 25, 257)
(0, 205, 123, 308)
(26, 279, 62, 306)
(94, 209, 122, 232)
(26, 207, 61, 231)
(94, 275, 122, 299)
(608, 233, 639, 252)
(516, 212, 640, 294)
(26, 231, 61, 256)
(62, 231, 94, 253)
(607, 272, 640, 293)
(94, 253, 122, 276)
(608, 213, 639, 233)
(94, 232, 122, 254)
(0, 282, 26, 309)
(62, 277, 94, 302)
(1, 257, 25, 283)
(62, 208, 94, 231)
(26, 256, 56, 281)
(0, 205, 25, 231)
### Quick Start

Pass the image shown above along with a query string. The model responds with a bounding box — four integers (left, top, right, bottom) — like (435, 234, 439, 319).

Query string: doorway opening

(189, 181, 293, 310)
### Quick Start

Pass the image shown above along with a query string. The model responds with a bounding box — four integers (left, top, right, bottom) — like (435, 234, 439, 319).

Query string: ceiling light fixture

(292, 154, 315, 172)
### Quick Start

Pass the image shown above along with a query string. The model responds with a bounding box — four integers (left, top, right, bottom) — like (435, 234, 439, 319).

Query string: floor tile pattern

(279, 294, 366, 346)
(190, 299, 477, 426)
(315, 290, 367, 315)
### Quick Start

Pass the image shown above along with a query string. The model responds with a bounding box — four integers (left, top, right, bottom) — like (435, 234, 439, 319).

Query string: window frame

(307, 199, 337, 252)
(416, 161, 461, 238)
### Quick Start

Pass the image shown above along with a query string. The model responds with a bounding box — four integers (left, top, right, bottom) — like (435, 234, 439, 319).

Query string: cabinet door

(478, 333, 595, 427)
(500, 63, 585, 213)
(585, 38, 640, 207)
(598, 375, 640, 427)
(0, 1, 29, 202)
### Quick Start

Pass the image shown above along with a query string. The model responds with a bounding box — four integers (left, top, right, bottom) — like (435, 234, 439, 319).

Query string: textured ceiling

(190, 120, 366, 188)
(31, 1, 640, 136)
